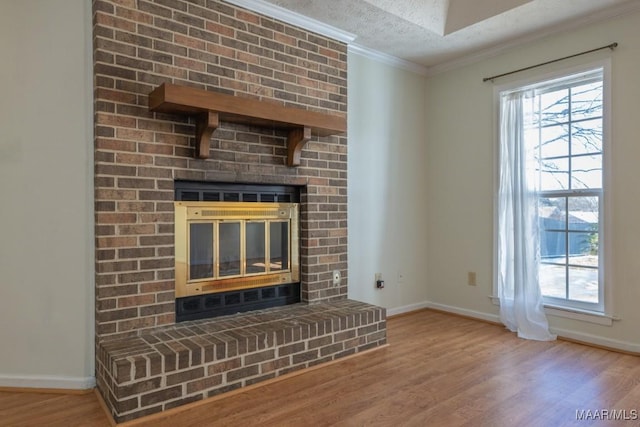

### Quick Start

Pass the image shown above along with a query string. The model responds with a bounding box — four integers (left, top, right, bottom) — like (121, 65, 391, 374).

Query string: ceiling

(254, 0, 640, 71)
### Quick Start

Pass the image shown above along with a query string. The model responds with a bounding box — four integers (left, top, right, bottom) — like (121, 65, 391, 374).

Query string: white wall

(0, 0, 94, 388)
(0, 2, 636, 392)
(347, 52, 429, 314)
(425, 10, 640, 351)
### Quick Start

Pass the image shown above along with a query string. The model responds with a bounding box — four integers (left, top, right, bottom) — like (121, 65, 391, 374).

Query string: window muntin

(523, 68, 604, 311)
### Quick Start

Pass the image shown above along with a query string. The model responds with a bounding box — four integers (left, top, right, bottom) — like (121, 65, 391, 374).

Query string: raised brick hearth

(93, 0, 386, 421)
(98, 300, 386, 422)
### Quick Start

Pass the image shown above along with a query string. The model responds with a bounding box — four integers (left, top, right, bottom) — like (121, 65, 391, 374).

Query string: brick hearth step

(96, 299, 386, 423)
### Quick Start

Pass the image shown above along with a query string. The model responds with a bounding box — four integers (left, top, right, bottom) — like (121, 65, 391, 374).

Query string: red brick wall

(93, 0, 348, 341)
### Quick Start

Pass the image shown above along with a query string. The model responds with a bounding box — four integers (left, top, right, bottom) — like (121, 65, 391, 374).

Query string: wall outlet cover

(333, 270, 341, 286)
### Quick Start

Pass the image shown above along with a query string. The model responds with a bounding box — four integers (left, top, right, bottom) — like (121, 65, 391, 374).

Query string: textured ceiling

(360, 0, 534, 36)
(260, 0, 640, 69)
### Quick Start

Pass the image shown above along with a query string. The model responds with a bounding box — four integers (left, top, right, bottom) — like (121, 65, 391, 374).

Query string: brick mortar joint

(105, 326, 385, 389)
(93, 4, 356, 409)
(105, 338, 387, 417)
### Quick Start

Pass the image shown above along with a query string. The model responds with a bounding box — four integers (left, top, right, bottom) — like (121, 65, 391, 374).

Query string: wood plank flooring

(0, 390, 110, 427)
(1, 309, 639, 426)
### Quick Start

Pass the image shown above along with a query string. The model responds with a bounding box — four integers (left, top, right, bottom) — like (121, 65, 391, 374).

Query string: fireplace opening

(174, 182, 301, 322)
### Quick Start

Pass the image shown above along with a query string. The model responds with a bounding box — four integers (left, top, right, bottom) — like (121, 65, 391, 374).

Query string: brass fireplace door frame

(175, 201, 300, 297)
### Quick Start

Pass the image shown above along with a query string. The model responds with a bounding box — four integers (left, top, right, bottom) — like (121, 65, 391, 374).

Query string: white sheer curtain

(498, 91, 556, 341)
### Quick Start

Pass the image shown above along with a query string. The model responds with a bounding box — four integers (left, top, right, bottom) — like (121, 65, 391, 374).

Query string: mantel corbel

(287, 127, 311, 167)
(195, 111, 219, 159)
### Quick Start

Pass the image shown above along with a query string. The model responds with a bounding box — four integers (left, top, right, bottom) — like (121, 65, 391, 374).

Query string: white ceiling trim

(223, 0, 357, 43)
(225, 0, 428, 75)
(348, 44, 428, 76)
(225, 0, 640, 79)
(426, 0, 640, 77)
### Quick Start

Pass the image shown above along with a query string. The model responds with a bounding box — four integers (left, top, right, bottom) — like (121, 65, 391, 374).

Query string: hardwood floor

(1, 309, 639, 426)
(0, 389, 110, 427)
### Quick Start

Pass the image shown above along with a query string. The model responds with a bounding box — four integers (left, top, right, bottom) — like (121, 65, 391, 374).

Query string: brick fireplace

(93, 0, 386, 422)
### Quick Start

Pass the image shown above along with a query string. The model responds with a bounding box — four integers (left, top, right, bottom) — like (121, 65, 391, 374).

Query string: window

(498, 65, 608, 313)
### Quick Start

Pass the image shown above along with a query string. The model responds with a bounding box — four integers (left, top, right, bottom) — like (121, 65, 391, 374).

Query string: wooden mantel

(148, 83, 347, 166)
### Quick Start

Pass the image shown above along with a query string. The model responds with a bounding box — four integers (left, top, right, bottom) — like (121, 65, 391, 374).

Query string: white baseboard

(0, 374, 95, 390)
(386, 301, 431, 317)
(424, 301, 501, 324)
(386, 300, 500, 322)
(550, 327, 640, 354)
(387, 300, 639, 354)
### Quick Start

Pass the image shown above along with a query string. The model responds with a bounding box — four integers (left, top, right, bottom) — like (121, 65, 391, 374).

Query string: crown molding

(225, 0, 640, 79)
(348, 44, 428, 76)
(223, 0, 356, 44)
(425, 1, 640, 77)
(225, 0, 427, 74)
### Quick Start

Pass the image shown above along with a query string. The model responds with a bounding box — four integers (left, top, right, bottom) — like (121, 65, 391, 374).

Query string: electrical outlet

(468, 271, 477, 286)
(375, 273, 384, 289)
(333, 270, 341, 286)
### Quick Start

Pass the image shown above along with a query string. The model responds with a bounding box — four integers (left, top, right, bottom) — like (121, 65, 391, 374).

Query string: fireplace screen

(175, 202, 299, 297)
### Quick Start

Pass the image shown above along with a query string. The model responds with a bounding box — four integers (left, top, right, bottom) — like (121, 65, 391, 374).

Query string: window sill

(543, 304, 618, 326)
(489, 296, 619, 326)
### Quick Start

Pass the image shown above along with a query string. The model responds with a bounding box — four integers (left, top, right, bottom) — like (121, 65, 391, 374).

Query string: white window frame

(492, 59, 615, 324)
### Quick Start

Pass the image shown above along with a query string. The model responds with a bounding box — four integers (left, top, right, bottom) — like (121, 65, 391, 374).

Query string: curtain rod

(483, 42, 618, 83)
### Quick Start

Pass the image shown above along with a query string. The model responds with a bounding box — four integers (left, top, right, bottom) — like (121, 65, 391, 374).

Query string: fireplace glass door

(188, 220, 291, 280)
(219, 222, 241, 277)
(189, 223, 214, 280)
(246, 221, 266, 274)
(270, 221, 289, 272)
(175, 202, 299, 297)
